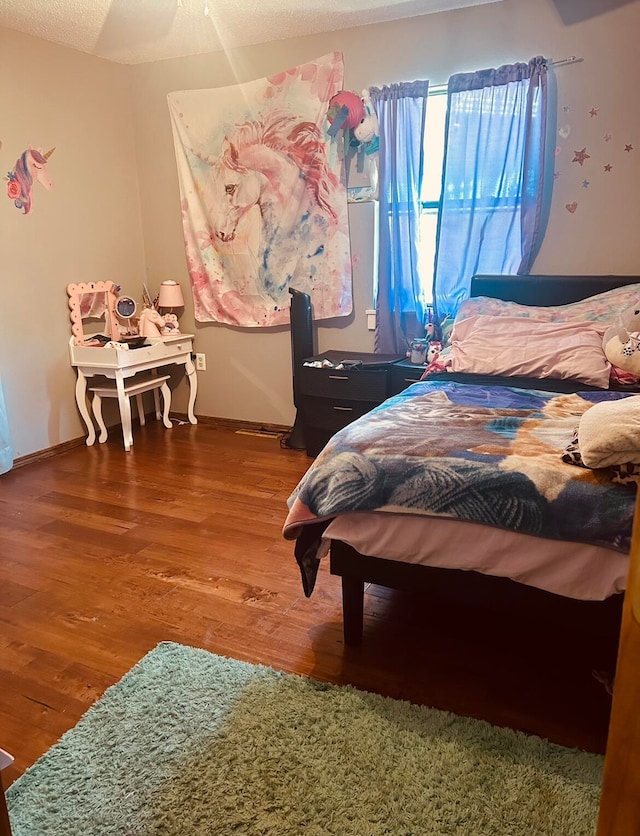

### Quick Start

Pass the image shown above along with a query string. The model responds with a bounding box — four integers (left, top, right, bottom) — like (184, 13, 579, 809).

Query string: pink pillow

(449, 315, 611, 388)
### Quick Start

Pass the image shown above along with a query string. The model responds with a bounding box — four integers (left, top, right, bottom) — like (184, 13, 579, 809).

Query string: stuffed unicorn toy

(352, 89, 380, 197)
(603, 305, 640, 382)
(353, 89, 379, 149)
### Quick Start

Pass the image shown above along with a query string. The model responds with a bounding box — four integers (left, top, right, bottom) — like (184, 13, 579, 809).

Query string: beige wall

(0, 29, 146, 458)
(132, 0, 640, 428)
(2, 0, 639, 458)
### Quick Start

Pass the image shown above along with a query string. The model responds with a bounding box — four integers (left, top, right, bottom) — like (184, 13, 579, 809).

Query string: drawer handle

(328, 375, 349, 380)
(404, 377, 419, 383)
(333, 406, 353, 412)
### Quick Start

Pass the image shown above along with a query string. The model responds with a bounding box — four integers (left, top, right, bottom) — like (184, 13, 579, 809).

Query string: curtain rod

(428, 55, 583, 90)
(551, 55, 583, 67)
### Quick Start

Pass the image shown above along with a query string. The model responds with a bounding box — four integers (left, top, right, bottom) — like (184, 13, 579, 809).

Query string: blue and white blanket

(283, 382, 636, 595)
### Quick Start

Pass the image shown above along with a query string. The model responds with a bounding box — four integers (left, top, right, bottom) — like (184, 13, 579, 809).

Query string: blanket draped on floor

(167, 52, 352, 327)
(283, 382, 636, 595)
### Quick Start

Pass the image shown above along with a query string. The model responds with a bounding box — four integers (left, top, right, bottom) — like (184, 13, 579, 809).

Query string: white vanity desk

(69, 333, 198, 448)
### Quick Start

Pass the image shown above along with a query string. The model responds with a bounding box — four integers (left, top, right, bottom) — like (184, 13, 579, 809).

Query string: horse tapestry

(168, 52, 352, 327)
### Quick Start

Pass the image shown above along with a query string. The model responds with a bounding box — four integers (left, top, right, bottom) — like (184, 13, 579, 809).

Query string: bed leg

(341, 576, 364, 646)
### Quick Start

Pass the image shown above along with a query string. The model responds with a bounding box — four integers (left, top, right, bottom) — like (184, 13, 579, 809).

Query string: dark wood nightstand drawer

(389, 362, 425, 395)
(299, 366, 389, 402)
(301, 396, 377, 432)
(296, 351, 403, 456)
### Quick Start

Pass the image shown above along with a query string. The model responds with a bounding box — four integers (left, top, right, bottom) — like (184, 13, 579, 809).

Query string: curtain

(0, 376, 13, 475)
(371, 81, 429, 354)
(433, 56, 553, 320)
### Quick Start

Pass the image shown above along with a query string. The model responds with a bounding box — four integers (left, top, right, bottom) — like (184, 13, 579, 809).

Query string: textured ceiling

(0, 0, 502, 65)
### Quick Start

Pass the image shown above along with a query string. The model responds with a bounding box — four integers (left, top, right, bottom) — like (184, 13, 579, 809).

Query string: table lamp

(157, 280, 185, 334)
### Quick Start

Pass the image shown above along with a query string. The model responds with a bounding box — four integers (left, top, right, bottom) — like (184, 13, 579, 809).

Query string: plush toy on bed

(603, 305, 640, 384)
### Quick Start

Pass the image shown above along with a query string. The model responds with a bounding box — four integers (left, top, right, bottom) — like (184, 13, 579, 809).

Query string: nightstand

(389, 359, 427, 395)
(298, 351, 403, 457)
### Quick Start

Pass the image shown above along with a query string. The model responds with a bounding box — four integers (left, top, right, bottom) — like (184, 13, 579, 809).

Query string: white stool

(89, 373, 172, 451)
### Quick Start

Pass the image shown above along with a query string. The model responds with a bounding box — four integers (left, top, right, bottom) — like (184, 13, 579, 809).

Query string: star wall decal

(604, 133, 612, 142)
(581, 180, 590, 188)
(572, 147, 591, 166)
(562, 104, 571, 112)
(589, 107, 599, 117)
(625, 144, 634, 152)
(554, 171, 561, 180)
(604, 164, 612, 172)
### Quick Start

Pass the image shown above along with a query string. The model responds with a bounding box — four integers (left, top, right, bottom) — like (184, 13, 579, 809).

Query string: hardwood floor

(0, 421, 620, 787)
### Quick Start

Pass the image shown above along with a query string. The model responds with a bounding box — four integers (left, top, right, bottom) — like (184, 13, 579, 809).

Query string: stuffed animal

(327, 91, 365, 137)
(353, 89, 379, 149)
(603, 305, 640, 377)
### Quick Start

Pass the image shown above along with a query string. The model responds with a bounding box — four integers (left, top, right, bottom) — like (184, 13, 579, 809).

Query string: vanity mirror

(67, 281, 120, 346)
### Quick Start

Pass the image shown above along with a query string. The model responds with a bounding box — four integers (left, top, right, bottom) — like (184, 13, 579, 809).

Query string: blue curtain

(0, 376, 13, 475)
(370, 81, 429, 353)
(433, 56, 554, 320)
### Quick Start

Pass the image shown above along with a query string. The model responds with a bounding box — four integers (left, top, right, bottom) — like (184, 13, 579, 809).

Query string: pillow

(455, 283, 640, 326)
(578, 395, 640, 468)
(448, 315, 611, 388)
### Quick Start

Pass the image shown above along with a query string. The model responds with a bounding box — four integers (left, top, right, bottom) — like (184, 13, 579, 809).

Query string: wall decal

(554, 89, 637, 228)
(4, 146, 55, 214)
(167, 52, 351, 327)
(572, 147, 591, 166)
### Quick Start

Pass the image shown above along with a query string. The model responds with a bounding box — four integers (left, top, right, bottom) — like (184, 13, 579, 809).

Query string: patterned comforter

(283, 381, 636, 595)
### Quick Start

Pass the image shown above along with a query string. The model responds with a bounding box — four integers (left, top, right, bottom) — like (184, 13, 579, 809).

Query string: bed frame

(329, 273, 640, 645)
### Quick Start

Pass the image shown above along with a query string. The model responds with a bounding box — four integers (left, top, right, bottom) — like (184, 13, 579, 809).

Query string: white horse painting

(198, 112, 341, 309)
(168, 52, 352, 327)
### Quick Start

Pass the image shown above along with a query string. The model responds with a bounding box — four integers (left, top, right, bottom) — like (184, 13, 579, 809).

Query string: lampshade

(157, 280, 185, 309)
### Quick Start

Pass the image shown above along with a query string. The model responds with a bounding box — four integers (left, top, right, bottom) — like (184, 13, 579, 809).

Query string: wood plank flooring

(0, 421, 620, 787)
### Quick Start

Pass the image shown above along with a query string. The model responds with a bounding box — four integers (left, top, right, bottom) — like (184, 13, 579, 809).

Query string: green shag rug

(7, 642, 603, 835)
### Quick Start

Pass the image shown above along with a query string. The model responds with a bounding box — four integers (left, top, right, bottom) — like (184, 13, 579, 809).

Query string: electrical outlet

(365, 309, 376, 331)
(195, 353, 207, 371)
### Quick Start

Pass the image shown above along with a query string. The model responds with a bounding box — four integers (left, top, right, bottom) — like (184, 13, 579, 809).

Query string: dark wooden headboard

(471, 274, 640, 306)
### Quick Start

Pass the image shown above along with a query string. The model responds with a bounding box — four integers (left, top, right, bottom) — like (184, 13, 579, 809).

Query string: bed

(283, 274, 640, 645)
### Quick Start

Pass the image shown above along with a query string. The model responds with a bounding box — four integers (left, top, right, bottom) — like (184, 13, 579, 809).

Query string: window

(418, 87, 447, 308)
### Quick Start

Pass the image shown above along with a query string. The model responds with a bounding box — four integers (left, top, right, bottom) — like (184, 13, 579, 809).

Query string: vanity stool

(89, 373, 172, 451)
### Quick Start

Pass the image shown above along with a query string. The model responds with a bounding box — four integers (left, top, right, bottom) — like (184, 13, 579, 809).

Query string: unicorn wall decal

(196, 112, 342, 308)
(5, 146, 55, 214)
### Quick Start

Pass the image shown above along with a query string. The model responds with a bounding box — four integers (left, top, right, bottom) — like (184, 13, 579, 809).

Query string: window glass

(418, 88, 447, 305)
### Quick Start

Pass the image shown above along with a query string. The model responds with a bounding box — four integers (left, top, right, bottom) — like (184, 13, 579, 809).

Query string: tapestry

(168, 52, 352, 327)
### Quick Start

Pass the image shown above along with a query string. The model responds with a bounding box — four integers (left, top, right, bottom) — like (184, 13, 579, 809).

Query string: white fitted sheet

(322, 512, 629, 601)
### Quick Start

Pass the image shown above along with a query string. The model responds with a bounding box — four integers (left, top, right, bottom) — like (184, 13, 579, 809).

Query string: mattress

(323, 512, 629, 601)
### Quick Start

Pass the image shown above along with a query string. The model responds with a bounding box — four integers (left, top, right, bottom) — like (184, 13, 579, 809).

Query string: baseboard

(12, 415, 293, 468)
(172, 413, 290, 437)
(13, 436, 87, 469)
